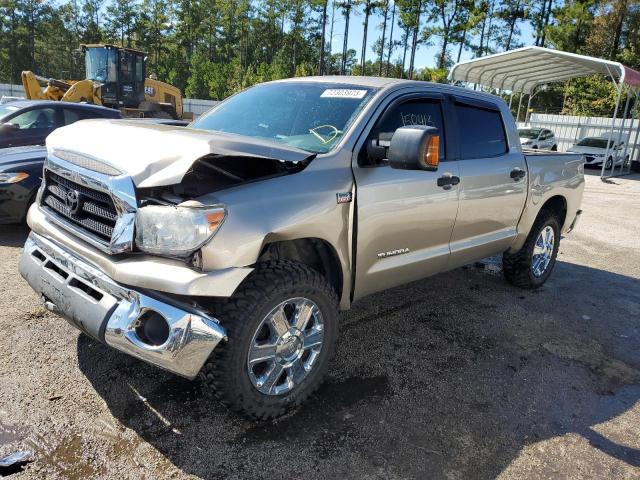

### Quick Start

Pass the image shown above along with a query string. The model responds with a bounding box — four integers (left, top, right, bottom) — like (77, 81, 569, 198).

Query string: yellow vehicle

(21, 44, 186, 119)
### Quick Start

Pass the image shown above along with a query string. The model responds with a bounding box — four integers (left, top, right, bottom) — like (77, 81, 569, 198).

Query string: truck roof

(270, 75, 506, 104)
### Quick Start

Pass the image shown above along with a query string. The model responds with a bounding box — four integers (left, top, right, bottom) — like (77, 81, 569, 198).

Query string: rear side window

(455, 103, 507, 159)
(63, 109, 102, 125)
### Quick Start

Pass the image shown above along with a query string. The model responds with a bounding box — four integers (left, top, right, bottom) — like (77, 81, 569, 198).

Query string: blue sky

(326, 5, 535, 69)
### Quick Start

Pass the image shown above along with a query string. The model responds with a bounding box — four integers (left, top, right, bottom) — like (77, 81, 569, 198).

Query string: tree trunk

(485, 0, 495, 55)
(457, 27, 466, 63)
(611, 0, 628, 60)
(379, 0, 389, 76)
(540, 0, 552, 47)
(408, 0, 422, 79)
(341, 0, 351, 74)
(478, 13, 486, 57)
(385, 2, 396, 76)
(361, 0, 370, 74)
(504, 0, 520, 51)
(329, 0, 336, 63)
(320, 0, 328, 74)
(535, 0, 546, 46)
(438, 36, 449, 69)
(402, 26, 410, 78)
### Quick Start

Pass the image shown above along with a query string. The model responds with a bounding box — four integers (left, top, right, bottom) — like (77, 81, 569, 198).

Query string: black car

(0, 146, 46, 223)
(0, 100, 121, 149)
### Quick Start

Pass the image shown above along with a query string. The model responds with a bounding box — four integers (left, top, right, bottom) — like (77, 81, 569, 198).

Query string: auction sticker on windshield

(321, 89, 368, 99)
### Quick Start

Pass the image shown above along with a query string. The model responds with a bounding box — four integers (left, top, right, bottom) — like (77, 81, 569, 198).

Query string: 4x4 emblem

(64, 189, 82, 215)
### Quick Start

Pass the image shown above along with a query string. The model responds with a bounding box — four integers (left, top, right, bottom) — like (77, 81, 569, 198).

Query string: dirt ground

(1, 169, 639, 479)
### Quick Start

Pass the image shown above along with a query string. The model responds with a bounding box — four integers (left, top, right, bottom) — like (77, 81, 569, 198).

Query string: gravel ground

(1, 169, 639, 479)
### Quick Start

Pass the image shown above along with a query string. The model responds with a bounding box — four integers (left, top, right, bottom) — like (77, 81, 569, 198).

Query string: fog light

(134, 310, 170, 346)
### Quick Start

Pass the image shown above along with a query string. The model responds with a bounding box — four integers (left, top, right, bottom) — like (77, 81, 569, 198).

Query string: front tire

(200, 261, 339, 419)
(503, 210, 561, 289)
(605, 157, 613, 169)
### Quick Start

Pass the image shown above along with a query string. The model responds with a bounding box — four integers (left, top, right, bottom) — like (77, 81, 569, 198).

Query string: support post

(626, 88, 640, 170)
(516, 93, 524, 124)
(601, 81, 623, 179)
(615, 88, 633, 175)
(525, 91, 533, 125)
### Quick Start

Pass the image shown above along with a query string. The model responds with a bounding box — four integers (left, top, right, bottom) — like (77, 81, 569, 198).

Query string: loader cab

(83, 45, 146, 110)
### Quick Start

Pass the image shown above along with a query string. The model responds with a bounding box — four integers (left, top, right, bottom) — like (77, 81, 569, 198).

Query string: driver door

(1, 107, 60, 148)
(352, 94, 460, 300)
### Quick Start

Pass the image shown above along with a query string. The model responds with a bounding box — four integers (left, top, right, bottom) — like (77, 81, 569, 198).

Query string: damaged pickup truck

(20, 77, 584, 419)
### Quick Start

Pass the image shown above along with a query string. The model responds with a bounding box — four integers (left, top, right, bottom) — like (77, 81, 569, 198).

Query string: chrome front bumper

(20, 232, 227, 379)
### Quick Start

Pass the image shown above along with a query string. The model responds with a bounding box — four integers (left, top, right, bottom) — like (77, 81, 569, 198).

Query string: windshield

(85, 48, 117, 83)
(191, 82, 377, 153)
(518, 128, 541, 139)
(576, 138, 612, 148)
(0, 104, 20, 122)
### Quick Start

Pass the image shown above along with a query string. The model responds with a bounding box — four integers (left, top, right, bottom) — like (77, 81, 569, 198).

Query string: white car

(518, 127, 557, 150)
(566, 136, 628, 169)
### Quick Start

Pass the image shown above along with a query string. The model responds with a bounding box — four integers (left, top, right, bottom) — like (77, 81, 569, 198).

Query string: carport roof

(449, 46, 640, 94)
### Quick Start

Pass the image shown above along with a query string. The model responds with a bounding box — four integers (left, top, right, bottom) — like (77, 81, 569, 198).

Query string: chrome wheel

(531, 225, 555, 277)
(247, 297, 324, 395)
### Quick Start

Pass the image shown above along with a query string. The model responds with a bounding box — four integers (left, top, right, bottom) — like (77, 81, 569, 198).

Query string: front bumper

(20, 232, 227, 378)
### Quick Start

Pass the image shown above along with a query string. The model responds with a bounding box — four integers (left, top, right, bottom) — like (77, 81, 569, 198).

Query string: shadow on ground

(583, 165, 640, 181)
(77, 259, 640, 479)
(0, 224, 29, 248)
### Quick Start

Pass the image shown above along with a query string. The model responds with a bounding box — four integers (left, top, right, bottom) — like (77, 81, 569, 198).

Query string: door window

(7, 108, 56, 130)
(367, 98, 445, 164)
(64, 108, 100, 125)
(454, 103, 507, 159)
(135, 55, 144, 82)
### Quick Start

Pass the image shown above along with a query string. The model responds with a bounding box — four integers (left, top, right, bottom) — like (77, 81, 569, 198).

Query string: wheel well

(258, 238, 343, 295)
(540, 195, 567, 227)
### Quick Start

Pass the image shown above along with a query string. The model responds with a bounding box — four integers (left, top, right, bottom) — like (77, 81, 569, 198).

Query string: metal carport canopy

(449, 46, 640, 94)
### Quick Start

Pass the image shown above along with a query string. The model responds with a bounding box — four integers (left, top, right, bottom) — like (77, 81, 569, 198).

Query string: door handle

(510, 168, 526, 180)
(437, 174, 460, 189)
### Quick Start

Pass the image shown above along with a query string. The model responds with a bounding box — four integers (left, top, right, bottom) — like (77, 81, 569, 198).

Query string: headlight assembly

(0, 172, 29, 184)
(135, 205, 226, 256)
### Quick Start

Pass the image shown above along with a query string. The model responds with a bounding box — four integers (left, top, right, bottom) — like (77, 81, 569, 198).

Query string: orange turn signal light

(424, 135, 440, 169)
(206, 210, 226, 232)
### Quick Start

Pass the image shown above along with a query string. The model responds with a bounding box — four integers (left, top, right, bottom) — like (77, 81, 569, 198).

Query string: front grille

(41, 171, 118, 243)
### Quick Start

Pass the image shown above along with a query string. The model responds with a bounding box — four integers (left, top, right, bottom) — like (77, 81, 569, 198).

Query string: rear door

(447, 96, 527, 269)
(352, 92, 461, 299)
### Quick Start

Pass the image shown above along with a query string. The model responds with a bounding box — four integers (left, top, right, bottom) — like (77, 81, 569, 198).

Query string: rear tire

(551, 144, 558, 151)
(200, 261, 339, 419)
(503, 210, 561, 289)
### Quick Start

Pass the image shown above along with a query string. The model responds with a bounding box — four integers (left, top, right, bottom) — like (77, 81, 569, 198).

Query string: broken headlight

(135, 205, 226, 256)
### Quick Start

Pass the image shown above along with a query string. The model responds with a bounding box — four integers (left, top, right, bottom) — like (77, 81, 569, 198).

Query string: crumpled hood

(46, 119, 314, 188)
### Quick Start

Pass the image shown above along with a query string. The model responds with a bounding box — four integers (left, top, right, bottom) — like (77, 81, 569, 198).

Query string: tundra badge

(377, 248, 410, 259)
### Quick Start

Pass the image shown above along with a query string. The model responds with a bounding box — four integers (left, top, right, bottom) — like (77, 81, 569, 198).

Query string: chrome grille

(41, 171, 118, 243)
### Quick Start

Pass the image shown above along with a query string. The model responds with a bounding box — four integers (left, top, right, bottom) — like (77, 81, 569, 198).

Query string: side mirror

(0, 123, 19, 134)
(388, 125, 440, 171)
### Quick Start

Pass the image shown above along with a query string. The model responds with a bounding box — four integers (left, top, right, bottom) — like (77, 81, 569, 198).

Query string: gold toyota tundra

(20, 77, 584, 419)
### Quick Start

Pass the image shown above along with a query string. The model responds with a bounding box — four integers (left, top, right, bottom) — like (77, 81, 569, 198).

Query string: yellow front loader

(21, 44, 188, 120)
